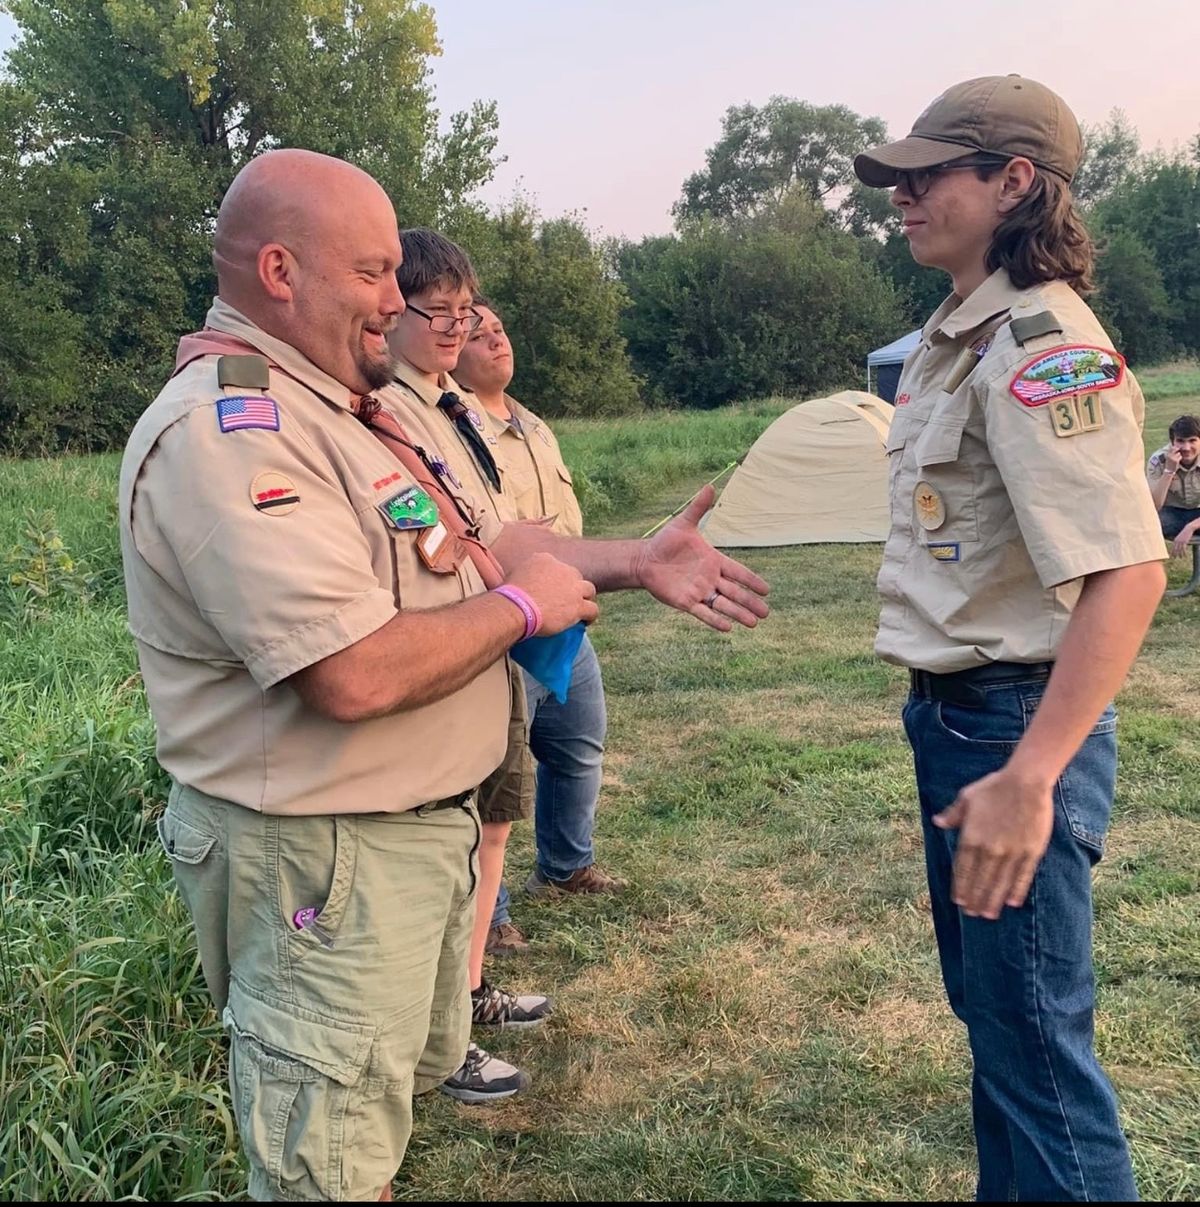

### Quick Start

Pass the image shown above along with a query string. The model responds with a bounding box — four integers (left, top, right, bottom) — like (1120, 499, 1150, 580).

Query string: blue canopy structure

(866, 330, 921, 402)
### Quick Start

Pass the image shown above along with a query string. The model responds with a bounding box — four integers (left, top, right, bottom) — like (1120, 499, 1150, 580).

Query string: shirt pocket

(911, 415, 979, 542)
(884, 412, 913, 512)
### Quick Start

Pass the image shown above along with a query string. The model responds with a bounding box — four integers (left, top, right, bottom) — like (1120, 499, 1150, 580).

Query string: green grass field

(2, 365, 1200, 1200)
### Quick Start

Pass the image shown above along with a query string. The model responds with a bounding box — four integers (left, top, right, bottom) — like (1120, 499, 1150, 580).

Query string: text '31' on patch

(250, 471, 299, 516)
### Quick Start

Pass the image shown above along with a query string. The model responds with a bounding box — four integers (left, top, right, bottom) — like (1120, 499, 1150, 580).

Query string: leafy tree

(620, 194, 907, 408)
(469, 201, 642, 418)
(1091, 230, 1172, 362)
(1092, 153, 1200, 355)
(0, 0, 500, 453)
(674, 97, 887, 229)
(1074, 110, 1141, 206)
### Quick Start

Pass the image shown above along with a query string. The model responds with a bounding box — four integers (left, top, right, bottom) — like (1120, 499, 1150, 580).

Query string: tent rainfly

(866, 330, 920, 402)
(700, 391, 893, 548)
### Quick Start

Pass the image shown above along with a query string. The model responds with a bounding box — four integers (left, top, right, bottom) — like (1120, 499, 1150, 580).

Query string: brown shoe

(524, 864, 625, 896)
(484, 921, 529, 958)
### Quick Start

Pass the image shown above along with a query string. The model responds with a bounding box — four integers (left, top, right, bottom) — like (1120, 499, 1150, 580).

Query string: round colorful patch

(250, 471, 300, 516)
(914, 481, 946, 531)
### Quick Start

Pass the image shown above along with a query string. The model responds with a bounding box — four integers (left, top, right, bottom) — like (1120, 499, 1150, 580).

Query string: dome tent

(700, 391, 893, 547)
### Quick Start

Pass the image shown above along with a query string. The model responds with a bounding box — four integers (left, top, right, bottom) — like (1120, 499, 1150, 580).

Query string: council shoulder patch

(217, 396, 280, 432)
(250, 471, 299, 516)
(1009, 345, 1124, 408)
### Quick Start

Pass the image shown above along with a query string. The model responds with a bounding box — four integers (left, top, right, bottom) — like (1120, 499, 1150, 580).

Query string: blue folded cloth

(510, 622, 587, 704)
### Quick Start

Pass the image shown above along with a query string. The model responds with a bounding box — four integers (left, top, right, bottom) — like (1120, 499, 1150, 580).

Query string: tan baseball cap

(854, 75, 1084, 188)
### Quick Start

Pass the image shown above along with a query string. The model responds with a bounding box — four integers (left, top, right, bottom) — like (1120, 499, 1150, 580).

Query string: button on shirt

(876, 269, 1164, 673)
(1146, 447, 1200, 509)
(119, 298, 508, 815)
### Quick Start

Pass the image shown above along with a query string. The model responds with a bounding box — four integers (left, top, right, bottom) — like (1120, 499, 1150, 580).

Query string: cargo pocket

(224, 979, 373, 1202)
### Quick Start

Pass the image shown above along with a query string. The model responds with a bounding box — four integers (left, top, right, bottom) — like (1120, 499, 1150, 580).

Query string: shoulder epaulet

(1009, 310, 1063, 348)
(217, 354, 271, 390)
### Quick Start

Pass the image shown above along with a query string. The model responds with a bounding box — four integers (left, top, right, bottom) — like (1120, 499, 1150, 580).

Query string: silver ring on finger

(704, 591, 719, 609)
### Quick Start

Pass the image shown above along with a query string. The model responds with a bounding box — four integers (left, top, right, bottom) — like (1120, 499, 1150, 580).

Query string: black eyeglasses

(895, 155, 1011, 199)
(404, 304, 483, 334)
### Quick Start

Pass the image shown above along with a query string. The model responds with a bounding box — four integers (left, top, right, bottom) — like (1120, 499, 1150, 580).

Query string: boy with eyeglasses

(854, 76, 1164, 1200)
(385, 227, 552, 1104)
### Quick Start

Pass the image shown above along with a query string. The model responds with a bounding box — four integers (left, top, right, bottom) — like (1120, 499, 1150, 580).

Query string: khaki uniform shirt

(119, 298, 508, 815)
(877, 269, 1164, 673)
(473, 394, 584, 537)
(1147, 446, 1200, 509)
(384, 362, 509, 534)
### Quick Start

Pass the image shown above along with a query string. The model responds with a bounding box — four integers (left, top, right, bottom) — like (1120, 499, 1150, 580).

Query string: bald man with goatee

(119, 149, 768, 1201)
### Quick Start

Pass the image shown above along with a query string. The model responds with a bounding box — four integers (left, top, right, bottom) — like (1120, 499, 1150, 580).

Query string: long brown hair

(984, 168, 1095, 295)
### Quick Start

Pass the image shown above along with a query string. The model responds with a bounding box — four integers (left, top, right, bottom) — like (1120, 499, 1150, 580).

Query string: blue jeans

(1159, 505, 1200, 538)
(491, 636, 607, 927)
(903, 677, 1137, 1202)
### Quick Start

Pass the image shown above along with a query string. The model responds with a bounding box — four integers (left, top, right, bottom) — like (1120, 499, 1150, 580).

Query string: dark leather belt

(909, 661, 1053, 708)
(413, 789, 475, 816)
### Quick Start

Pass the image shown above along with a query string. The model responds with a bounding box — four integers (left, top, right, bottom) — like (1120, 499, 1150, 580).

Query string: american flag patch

(216, 396, 280, 433)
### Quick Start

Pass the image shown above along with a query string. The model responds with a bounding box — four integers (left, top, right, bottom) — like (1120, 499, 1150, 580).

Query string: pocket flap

(224, 979, 373, 1088)
(913, 417, 966, 467)
(555, 464, 573, 485)
(157, 813, 216, 865)
(884, 413, 913, 454)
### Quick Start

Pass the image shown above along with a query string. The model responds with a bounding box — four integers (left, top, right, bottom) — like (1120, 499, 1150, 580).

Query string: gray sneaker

(471, 979, 553, 1029)
(439, 1043, 530, 1104)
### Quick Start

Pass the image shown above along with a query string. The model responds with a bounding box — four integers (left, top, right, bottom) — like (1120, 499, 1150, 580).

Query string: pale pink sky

(430, 0, 1200, 237)
(2, 1, 1195, 238)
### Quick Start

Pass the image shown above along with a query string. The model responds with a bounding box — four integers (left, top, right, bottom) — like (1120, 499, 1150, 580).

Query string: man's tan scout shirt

(388, 368, 582, 537)
(119, 299, 508, 815)
(384, 362, 508, 538)
(476, 395, 584, 536)
(1147, 446, 1200, 509)
(877, 269, 1164, 674)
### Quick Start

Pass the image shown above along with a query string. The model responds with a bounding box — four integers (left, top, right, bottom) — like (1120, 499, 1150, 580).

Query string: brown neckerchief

(172, 328, 506, 588)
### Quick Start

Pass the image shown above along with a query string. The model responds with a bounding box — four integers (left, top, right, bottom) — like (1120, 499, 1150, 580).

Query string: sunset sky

(4, 0, 1196, 237)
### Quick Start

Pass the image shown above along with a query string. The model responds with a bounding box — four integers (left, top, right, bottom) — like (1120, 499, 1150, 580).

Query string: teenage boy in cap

(854, 75, 1164, 1200)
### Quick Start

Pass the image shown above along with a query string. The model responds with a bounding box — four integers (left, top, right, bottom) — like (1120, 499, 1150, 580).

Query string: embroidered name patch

(217, 396, 280, 432)
(378, 485, 439, 530)
(1009, 345, 1124, 407)
(250, 471, 299, 516)
(927, 542, 960, 562)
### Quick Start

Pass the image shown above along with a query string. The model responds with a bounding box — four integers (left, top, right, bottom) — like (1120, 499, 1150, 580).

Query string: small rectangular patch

(217, 396, 279, 432)
(1009, 345, 1124, 407)
(378, 485, 438, 530)
(927, 542, 960, 562)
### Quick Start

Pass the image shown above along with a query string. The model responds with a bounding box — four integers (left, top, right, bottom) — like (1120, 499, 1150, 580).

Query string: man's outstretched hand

(634, 485, 770, 631)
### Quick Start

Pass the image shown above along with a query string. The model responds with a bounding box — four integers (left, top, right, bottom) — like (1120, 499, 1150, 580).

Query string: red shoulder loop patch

(1009, 345, 1125, 408)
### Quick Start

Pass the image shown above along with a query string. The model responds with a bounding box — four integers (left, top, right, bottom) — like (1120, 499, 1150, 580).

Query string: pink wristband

(493, 585, 542, 639)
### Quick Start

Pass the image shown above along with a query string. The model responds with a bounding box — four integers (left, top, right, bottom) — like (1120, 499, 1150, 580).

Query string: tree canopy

(2, 8, 1197, 455)
(0, 0, 500, 452)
